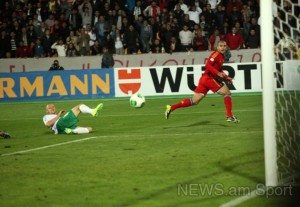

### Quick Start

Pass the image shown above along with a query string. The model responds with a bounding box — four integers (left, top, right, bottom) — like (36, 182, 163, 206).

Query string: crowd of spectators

(0, 0, 263, 59)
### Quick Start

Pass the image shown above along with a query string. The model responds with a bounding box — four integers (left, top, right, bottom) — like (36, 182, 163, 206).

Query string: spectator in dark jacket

(41, 29, 55, 57)
(95, 16, 110, 45)
(140, 20, 153, 53)
(180, 14, 194, 30)
(34, 39, 45, 57)
(201, 3, 215, 26)
(90, 40, 102, 55)
(66, 43, 79, 57)
(165, 36, 181, 54)
(69, 8, 82, 31)
(101, 47, 114, 68)
(160, 23, 175, 50)
(229, 6, 242, 26)
(214, 5, 227, 29)
(151, 38, 162, 53)
(123, 25, 139, 54)
(0, 31, 10, 58)
(246, 29, 260, 49)
(173, 4, 184, 21)
(250, 17, 260, 36)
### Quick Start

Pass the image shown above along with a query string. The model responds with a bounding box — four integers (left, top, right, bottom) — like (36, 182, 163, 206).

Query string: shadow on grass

(163, 121, 229, 129)
(213, 149, 265, 183)
(116, 150, 264, 207)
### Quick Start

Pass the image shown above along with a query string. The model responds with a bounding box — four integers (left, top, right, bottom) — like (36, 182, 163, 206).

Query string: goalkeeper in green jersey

(43, 103, 103, 134)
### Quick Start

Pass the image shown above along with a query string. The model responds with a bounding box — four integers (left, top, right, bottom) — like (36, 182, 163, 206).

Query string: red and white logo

(117, 68, 141, 95)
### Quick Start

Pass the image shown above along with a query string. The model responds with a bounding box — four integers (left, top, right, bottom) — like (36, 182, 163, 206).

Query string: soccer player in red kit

(165, 40, 240, 123)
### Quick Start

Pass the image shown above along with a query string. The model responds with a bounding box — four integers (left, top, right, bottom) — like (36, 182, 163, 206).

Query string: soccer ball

(130, 93, 145, 108)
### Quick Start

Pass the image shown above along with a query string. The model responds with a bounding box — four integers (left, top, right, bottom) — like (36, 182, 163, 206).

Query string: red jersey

(204, 51, 224, 78)
(225, 33, 244, 50)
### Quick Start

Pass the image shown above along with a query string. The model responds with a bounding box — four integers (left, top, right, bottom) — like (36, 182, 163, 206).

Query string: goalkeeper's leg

(65, 127, 92, 134)
(71, 103, 103, 117)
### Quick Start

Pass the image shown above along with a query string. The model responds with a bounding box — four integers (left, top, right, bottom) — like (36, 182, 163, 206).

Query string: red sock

(171, 98, 193, 111)
(224, 95, 233, 117)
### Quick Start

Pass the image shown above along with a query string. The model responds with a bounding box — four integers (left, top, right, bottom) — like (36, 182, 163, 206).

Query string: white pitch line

(0, 136, 101, 157)
(1, 131, 263, 157)
(219, 188, 264, 207)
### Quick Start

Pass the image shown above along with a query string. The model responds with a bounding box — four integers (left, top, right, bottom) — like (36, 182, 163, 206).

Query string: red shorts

(194, 74, 223, 95)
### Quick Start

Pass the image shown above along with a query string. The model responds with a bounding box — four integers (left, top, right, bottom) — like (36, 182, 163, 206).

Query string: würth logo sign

(117, 68, 141, 94)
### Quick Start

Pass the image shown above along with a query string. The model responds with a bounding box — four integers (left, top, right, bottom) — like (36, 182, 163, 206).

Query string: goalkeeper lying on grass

(43, 103, 103, 134)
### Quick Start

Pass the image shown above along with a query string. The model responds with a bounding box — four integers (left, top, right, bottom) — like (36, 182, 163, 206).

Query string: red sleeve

(205, 52, 221, 76)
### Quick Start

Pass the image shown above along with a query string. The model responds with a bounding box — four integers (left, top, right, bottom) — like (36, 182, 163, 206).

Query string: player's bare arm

(45, 110, 65, 127)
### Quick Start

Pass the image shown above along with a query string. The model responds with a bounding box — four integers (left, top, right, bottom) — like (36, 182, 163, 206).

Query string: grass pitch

(0, 95, 294, 206)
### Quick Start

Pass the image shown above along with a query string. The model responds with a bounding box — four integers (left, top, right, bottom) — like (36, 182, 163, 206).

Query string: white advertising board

(114, 60, 300, 97)
(114, 63, 263, 97)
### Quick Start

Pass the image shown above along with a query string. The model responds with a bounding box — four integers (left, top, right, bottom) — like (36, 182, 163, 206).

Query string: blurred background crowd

(0, 0, 292, 59)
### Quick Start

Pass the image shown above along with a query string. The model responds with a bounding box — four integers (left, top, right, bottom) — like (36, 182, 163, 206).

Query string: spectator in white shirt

(188, 5, 201, 24)
(45, 14, 55, 28)
(179, 25, 194, 52)
(175, 0, 189, 14)
(51, 39, 67, 57)
(114, 29, 124, 55)
(86, 25, 96, 47)
(133, 1, 142, 20)
(207, 0, 221, 10)
(79, 1, 92, 28)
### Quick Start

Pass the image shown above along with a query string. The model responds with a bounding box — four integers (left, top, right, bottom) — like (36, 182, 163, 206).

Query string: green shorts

(56, 110, 78, 134)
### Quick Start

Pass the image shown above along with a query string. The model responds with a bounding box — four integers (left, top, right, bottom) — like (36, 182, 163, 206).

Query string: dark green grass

(0, 95, 289, 206)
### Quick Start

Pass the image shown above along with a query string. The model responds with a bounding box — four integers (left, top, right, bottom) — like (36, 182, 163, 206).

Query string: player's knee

(221, 89, 231, 96)
(193, 99, 200, 105)
(73, 104, 81, 111)
(192, 93, 204, 105)
(225, 91, 231, 96)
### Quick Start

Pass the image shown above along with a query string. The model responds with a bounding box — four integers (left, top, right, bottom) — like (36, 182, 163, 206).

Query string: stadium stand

(0, 0, 284, 59)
